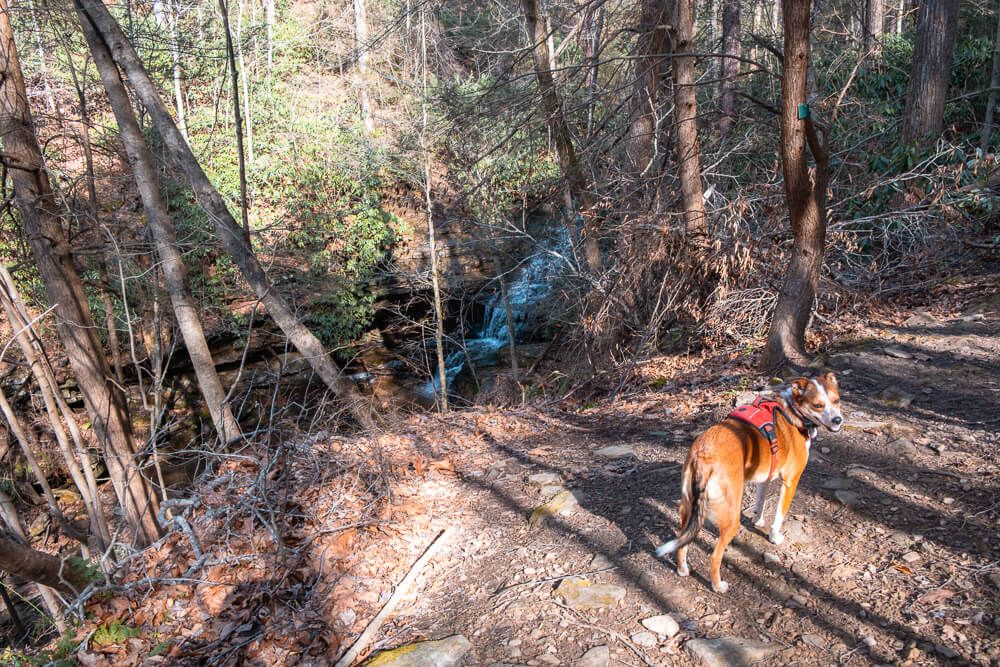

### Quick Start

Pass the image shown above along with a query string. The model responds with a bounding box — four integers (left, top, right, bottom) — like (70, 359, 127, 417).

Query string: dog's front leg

(752, 482, 768, 529)
(769, 473, 801, 545)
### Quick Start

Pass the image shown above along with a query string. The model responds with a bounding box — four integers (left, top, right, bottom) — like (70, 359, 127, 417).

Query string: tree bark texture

(0, 532, 89, 595)
(0, 0, 162, 545)
(671, 0, 707, 236)
(863, 0, 885, 59)
(763, 0, 831, 370)
(628, 0, 669, 176)
(219, 0, 250, 236)
(520, 0, 601, 274)
(901, 0, 960, 143)
(75, 0, 373, 427)
(719, 0, 741, 139)
(79, 10, 242, 444)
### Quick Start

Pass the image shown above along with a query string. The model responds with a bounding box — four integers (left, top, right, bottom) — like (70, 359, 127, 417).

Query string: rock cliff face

(377, 184, 531, 295)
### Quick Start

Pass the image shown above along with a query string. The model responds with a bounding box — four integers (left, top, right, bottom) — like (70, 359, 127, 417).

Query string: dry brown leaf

(917, 588, 956, 604)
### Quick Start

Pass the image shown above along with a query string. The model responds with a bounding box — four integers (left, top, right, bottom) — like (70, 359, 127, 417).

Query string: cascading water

(420, 229, 571, 399)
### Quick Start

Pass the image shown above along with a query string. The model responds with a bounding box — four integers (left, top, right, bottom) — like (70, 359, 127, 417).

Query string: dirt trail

(353, 287, 999, 666)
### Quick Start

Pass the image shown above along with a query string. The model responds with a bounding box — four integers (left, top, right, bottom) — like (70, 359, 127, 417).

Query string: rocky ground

(336, 279, 999, 666)
(56, 274, 998, 666)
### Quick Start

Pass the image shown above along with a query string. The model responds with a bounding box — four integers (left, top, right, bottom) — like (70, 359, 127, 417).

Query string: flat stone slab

(594, 445, 635, 459)
(641, 614, 680, 638)
(554, 577, 626, 610)
(686, 637, 780, 667)
(364, 635, 472, 666)
(574, 645, 609, 667)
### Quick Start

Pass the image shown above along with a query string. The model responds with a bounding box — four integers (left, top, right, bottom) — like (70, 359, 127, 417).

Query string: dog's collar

(779, 389, 821, 434)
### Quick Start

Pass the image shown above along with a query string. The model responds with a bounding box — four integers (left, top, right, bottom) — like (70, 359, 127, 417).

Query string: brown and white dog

(655, 372, 843, 593)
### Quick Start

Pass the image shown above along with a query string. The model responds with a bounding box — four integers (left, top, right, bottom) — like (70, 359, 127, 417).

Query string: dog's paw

(712, 580, 729, 594)
(676, 564, 690, 577)
(768, 531, 785, 545)
(753, 516, 767, 529)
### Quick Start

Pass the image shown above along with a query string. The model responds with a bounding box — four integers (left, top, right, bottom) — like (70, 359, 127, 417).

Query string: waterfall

(419, 229, 571, 399)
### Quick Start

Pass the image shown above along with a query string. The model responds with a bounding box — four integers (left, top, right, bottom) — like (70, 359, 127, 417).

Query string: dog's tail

(655, 464, 708, 557)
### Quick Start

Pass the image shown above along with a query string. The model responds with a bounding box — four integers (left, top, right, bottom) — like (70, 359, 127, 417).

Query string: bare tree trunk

(25, 0, 54, 113)
(719, 0, 741, 140)
(671, 0, 707, 237)
(61, 33, 126, 385)
(80, 12, 242, 445)
(419, 6, 447, 410)
(167, 0, 187, 139)
(354, 0, 374, 133)
(895, 0, 906, 33)
(76, 0, 373, 427)
(629, 0, 669, 176)
(0, 0, 162, 545)
(763, 0, 831, 370)
(584, 4, 604, 138)
(520, 0, 601, 274)
(218, 0, 250, 236)
(981, 0, 1000, 153)
(266, 0, 274, 73)
(237, 0, 253, 163)
(901, 0, 960, 144)
(863, 0, 885, 61)
(0, 532, 89, 595)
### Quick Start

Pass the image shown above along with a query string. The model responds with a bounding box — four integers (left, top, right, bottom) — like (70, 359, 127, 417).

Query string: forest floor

(68, 269, 999, 667)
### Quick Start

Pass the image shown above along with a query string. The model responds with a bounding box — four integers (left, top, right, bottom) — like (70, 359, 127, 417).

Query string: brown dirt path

(354, 288, 999, 666)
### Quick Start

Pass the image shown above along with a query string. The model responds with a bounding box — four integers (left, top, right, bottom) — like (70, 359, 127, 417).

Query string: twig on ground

(550, 599, 658, 666)
(334, 526, 455, 667)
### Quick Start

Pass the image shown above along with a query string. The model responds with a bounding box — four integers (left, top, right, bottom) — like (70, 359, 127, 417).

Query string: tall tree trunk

(25, 0, 54, 113)
(719, 0, 741, 140)
(981, 0, 1000, 153)
(0, 532, 89, 595)
(763, 0, 831, 370)
(60, 28, 126, 385)
(901, 0, 960, 144)
(219, 0, 250, 236)
(354, 0, 374, 133)
(584, 4, 604, 138)
(0, 0, 162, 545)
(629, 0, 669, 177)
(80, 11, 241, 445)
(894, 0, 906, 33)
(671, 0, 707, 236)
(237, 0, 253, 163)
(266, 0, 274, 73)
(167, 0, 187, 139)
(420, 4, 446, 410)
(76, 0, 373, 427)
(520, 0, 601, 274)
(863, 0, 885, 60)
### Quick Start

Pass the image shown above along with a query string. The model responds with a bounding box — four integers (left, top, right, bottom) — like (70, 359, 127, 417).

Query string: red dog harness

(729, 397, 787, 481)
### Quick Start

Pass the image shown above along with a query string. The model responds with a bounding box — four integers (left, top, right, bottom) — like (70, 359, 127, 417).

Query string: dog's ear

(790, 377, 810, 398)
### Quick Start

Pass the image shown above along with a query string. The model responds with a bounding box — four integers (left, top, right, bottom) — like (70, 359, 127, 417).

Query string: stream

(419, 229, 571, 399)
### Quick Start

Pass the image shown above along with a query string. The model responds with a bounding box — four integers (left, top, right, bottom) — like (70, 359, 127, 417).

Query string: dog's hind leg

(675, 502, 691, 576)
(752, 482, 768, 529)
(709, 490, 741, 594)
